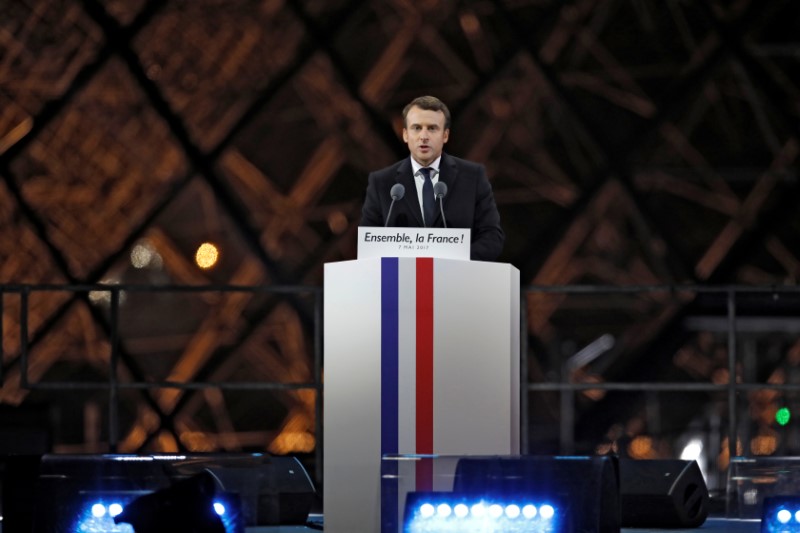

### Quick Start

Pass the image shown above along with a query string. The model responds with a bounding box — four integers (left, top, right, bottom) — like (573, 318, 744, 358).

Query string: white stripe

(397, 260, 417, 455)
(396, 260, 417, 530)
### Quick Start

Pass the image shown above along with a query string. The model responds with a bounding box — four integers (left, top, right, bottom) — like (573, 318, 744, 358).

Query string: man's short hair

(403, 96, 451, 129)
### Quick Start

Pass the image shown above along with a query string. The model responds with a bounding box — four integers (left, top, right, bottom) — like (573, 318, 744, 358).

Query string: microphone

(385, 183, 405, 227)
(433, 181, 448, 228)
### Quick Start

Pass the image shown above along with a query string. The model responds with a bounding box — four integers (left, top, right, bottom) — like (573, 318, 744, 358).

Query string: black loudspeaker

(453, 455, 621, 533)
(170, 455, 316, 526)
(113, 472, 229, 533)
(619, 459, 709, 528)
(24, 454, 315, 532)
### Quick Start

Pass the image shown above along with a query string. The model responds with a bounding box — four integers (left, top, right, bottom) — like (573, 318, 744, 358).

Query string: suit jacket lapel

(397, 158, 424, 226)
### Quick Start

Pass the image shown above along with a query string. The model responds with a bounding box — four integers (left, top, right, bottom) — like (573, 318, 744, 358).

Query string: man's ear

(403, 128, 409, 143)
(443, 129, 450, 143)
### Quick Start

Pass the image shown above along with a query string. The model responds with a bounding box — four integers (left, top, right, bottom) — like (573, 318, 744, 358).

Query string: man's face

(403, 106, 449, 167)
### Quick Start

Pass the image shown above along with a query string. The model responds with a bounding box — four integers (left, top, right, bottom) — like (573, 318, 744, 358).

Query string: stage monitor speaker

(167, 455, 316, 526)
(453, 455, 620, 533)
(114, 472, 237, 533)
(619, 459, 709, 528)
(24, 453, 315, 531)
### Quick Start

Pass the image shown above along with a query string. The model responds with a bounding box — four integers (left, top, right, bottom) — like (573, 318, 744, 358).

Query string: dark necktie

(420, 167, 435, 227)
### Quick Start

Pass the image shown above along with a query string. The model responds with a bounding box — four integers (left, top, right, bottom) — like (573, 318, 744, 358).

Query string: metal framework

(5, 282, 800, 488)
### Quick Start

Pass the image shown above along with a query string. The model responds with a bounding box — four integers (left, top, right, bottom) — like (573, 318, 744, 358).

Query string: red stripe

(416, 257, 434, 490)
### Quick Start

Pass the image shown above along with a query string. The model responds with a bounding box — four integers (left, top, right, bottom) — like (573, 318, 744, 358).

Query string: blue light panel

(74, 493, 239, 533)
(76, 498, 136, 533)
(404, 493, 563, 533)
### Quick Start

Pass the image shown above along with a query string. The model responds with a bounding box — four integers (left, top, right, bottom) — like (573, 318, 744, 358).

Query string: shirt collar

(410, 155, 442, 177)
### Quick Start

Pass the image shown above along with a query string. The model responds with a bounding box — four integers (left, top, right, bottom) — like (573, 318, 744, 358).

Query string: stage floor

(626, 517, 760, 532)
(0, 516, 762, 532)
(242, 517, 760, 532)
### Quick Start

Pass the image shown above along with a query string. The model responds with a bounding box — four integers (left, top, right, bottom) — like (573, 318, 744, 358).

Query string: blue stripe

(381, 257, 399, 455)
(380, 257, 400, 531)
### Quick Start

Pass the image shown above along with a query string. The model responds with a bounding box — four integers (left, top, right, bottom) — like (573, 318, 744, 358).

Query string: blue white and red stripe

(381, 257, 437, 527)
(380, 257, 435, 461)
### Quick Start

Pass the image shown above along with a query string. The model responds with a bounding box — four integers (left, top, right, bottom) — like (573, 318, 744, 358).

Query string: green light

(776, 407, 791, 426)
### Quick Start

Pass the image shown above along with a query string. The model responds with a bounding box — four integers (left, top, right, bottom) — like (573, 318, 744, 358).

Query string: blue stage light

(108, 503, 123, 518)
(214, 502, 226, 516)
(762, 496, 800, 533)
(404, 492, 563, 533)
(420, 503, 435, 518)
(72, 491, 242, 533)
(91, 503, 107, 518)
(75, 497, 139, 533)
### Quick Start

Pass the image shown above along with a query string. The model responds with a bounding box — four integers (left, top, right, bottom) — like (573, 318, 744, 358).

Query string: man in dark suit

(360, 96, 505, 261)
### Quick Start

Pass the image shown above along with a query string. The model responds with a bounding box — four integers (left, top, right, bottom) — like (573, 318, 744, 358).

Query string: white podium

(324, 257, 520, 533)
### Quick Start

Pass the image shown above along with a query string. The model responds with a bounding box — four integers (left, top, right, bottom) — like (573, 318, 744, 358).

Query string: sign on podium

(357, 227, 470, 260)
